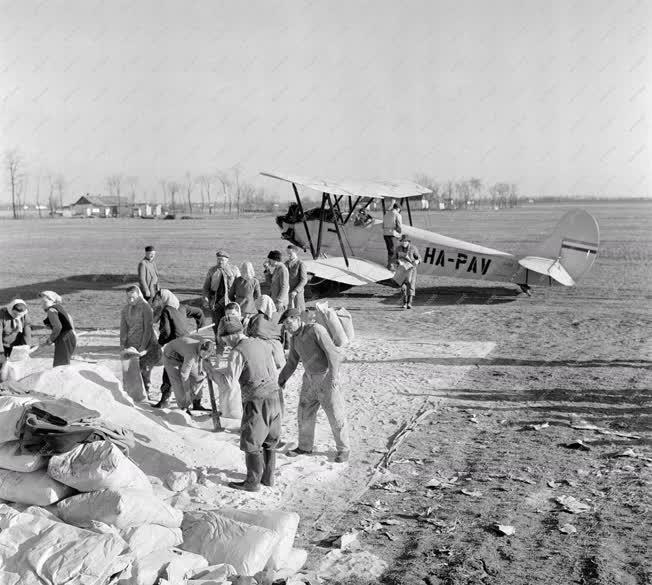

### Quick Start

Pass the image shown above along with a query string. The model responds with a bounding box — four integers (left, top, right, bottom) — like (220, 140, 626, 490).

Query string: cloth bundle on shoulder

(314, 300, 349, 347)
(48, 440, 151, 492)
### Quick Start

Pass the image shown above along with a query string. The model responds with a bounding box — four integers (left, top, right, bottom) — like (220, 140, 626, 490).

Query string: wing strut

(315, 193, 327, 258)
(292, 182, 316, 258)
(326, 193, 350, 268)
(405, 196, 413, 226)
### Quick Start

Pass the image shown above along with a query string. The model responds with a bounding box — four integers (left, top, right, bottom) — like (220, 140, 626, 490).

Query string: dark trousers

(53, 330, 76, 367)
(383, 235, 396, 264)
(211, 305, 226, 345)
(240, 395, 282, 454)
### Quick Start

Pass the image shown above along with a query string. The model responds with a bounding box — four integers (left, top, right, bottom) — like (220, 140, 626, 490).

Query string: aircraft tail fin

(521, 209, 599, 285)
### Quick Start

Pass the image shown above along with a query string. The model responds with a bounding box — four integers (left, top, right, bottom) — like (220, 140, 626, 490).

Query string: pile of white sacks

(0, 394, 306, 585)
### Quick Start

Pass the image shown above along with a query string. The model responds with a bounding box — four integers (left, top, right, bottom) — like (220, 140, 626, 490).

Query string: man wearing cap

(264, 250, 289, 313)
(138, 246, 160, 302)
(204, 316, 282, 492)
(202, 250, 239, 344)
(277, 308, 350, 463)
(285, 245, 308, 312)
(392, 234, 421, 309)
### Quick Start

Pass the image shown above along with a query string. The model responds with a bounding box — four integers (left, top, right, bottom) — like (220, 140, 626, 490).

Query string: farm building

(71, 195, 130, 217)
(132, 202, 163, 218)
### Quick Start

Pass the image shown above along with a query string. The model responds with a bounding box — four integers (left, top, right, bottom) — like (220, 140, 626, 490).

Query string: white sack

(117, 548, 208, 585)
(0, 468, 74, 506)
(0, 503, 131, 585)
(336, 307, 355, 342)
(57, 488, 183, 529)
(314, 301, 348, 347)
(218, 507, 300, 570)
(121, 524, 183, 559)
(0, 395, 36, 443)
(274, 548, 309, 581)
(48, 440, 152, 492)
(180, 510, 279, 576)
(217, 379, 243, 419)
(0, 440, 47, 472)
(0, 345, 31, 382)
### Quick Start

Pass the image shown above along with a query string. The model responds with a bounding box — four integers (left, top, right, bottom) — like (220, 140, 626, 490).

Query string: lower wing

(305, 257, 393, 286)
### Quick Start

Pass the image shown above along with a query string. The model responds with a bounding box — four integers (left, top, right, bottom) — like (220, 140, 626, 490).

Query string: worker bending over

(163, 336, 212, 414)
(277, 308, 350, 463)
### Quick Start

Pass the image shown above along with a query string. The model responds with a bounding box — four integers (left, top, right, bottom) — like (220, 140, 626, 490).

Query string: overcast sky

(1, 0, 649, 202)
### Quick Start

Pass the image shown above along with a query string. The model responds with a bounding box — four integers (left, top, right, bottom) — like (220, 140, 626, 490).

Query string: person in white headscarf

(120, 285, 161, 399)
(1, 299, 33, 365)
(40, 291, 76, 367)
(151, 288, 206, 409)
(229, 261, 261, 323)
(245, 295, 280, 340)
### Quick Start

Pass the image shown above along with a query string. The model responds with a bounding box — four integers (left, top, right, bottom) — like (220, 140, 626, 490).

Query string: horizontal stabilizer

(305, 257, 393, 286)
(518, 256, 575, 286)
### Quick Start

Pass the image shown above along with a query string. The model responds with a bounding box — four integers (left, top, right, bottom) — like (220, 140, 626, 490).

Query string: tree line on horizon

(2, 149, 279, 219)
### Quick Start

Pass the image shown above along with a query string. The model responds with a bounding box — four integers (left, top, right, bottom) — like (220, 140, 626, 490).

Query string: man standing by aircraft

(383, 203, 403, 270)
(285, 245, 308, 311)
(277, 308, 350, 463)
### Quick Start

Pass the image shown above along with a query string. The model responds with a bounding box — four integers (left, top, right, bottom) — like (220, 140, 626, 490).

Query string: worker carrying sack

(314, 300, 349, 347)
(48, 440, 152, 492)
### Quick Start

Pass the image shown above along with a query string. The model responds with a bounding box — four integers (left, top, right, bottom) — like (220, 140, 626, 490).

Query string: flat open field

(1, 201, 650, 584)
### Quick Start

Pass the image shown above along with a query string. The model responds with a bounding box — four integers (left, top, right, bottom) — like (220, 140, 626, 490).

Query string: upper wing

(305, 257, 393, 286)
(402, 225, 514, 257)
(261, 171, 432, 200)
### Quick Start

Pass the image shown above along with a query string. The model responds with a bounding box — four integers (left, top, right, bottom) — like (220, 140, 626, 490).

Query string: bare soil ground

(1, 201, 650, 583)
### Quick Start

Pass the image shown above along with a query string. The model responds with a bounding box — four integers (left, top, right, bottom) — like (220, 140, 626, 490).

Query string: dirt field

(1, 201, 650, 584)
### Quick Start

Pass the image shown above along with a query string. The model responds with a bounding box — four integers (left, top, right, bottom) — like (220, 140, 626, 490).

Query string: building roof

(72, 195, 128, 206)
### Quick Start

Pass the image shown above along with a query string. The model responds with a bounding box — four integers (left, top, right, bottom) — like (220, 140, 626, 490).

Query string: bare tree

(198, 175, 213, 213)
(167, 180, 180, 212)
(215, 171, 231, 214)
(5, 149, 23, 219)
(184, 172, 194, 213)
(126, 176, 138, 206)
(232, 165, 242, 215)
(33, 171, 43, 218)
(159, 179, 168, 206)
(54, 175, 65, 210)
(47, 174, 57, 215)
(106, 174, 123, 215)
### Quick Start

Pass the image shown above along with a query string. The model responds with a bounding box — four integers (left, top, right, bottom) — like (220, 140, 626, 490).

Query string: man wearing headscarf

(138, 245, 160, 302)
(264, 250, 289, 312)
(202, 250, 239, 344)
(285, 245, 308, 311)
(39, 291, 76, 367)
(204, 317, 281, 492)
(120, 285, 161, 399)
(152, 288, 206, 409)
(1, 300, 33, 365)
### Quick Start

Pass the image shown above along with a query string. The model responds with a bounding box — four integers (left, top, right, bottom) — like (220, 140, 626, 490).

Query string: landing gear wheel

(519, 284, 532, 296)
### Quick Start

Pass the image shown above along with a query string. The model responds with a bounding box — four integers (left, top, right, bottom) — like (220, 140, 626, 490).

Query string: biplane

(261, 172, 600, 294)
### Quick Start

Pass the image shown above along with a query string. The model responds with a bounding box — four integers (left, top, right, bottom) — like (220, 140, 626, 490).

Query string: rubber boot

(401, 290, 408, 309)
(261, 449, 276, 487)
(228, 453, 263, 492)
(192, 398, 211, 412)
(407, 295, 414, 309)
(153, 387, 171, 409)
